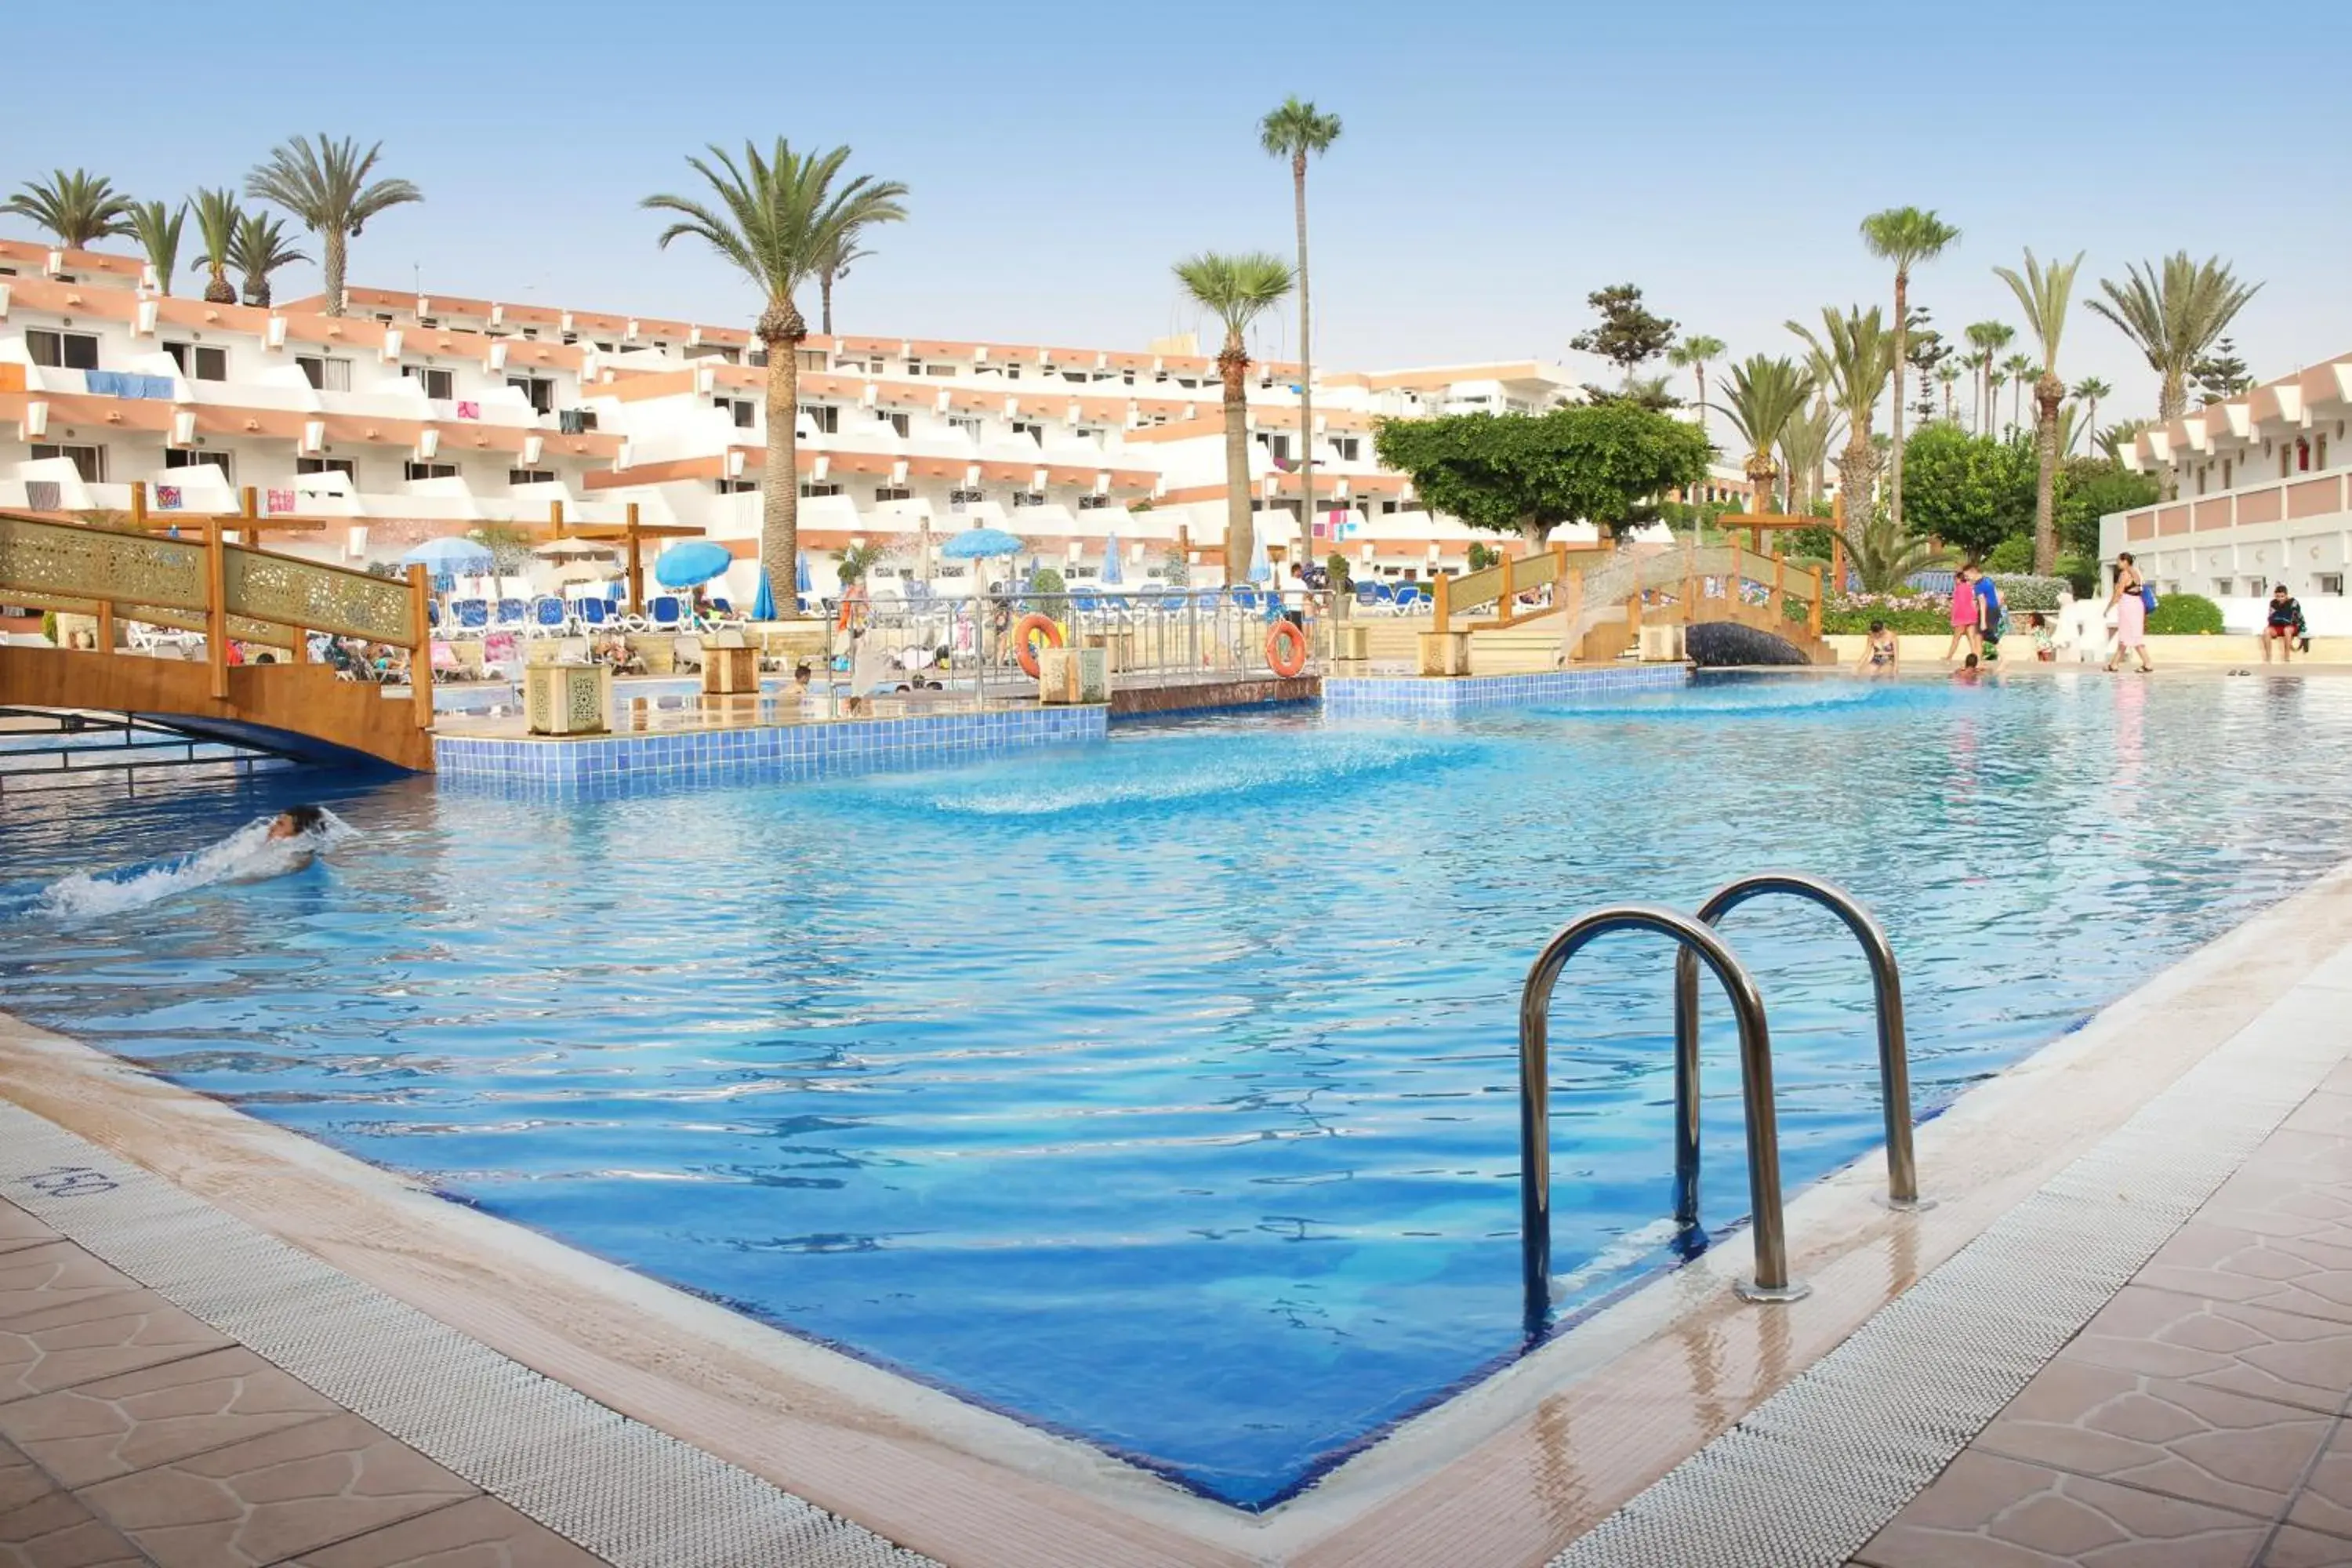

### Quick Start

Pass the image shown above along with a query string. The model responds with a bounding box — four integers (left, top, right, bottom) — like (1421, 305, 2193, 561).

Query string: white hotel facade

(0, 238, 1592, 606)
(2104, 350, 2352, 633)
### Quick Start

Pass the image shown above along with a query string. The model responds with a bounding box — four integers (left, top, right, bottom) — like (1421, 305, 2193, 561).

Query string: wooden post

(1431, 569, 1451, 636)
(550, 498, 565, 535)
(1808, 564, 1824, 639)
(95, 599, 114, 655)
(1830, 492, 1846, 596)
(204, 521, 229, 700)
(624, 502, 644, 610)
(407, 564, 434, 731)
(129, 481, 147, 529)
(1497, 551, 1515, 625)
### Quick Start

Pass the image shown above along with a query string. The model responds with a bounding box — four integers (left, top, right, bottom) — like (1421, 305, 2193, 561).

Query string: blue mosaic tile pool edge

(433, 705, 1108, 797)
(1320, 663, 1690, 715)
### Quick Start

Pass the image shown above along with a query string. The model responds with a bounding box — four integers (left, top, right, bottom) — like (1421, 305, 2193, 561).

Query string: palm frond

(643, 139, 909, 317)
(1258, 96, 1343, 158)
(3, 169, 136, 248)
(1848, 514, 1949, 592)
(126, 201, 186, 294)
(1992, 249, 2085, 376)
(1173, 251, 1294, 339)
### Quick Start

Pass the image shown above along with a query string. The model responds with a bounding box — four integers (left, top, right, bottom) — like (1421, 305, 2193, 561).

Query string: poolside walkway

(1846, 1066, 2352, 1568)
(0, 1194, 609, 1567)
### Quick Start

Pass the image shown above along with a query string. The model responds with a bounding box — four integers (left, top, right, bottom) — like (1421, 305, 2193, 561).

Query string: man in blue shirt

(1973, 569, 2006, 663)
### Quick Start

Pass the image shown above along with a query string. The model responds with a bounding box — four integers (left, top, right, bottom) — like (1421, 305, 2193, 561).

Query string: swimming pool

(2, 671, 2343, 1508)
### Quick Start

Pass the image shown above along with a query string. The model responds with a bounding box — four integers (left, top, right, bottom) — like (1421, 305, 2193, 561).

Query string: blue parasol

(1101, 532, 1123, 585)
(1247, 531, 1271, 583)
(797, 551, 814, 594)
(938, 526, 1024, 560)
(401, 536, 495, 575)
(751, 568, 777, 621)
(654, 540, 733, 588)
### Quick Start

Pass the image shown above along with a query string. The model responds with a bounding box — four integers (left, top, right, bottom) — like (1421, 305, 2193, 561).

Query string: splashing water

(29, 808, 358, 922)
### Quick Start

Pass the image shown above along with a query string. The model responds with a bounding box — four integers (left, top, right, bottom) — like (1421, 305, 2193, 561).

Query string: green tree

(245, 136, 423, 317)
(1846, 511, 1949, 593)
(1711, 354, 1816, 515)
(2086, 252, 2262, 495)
(2055, 456, 2158, 559)
(1570, 284, 1679, 396)
(1964, 321, 2013, 434)
(1936, 361, 1962, 423)
(1860, 206, 1962, 535)
(3, 169, 136, 248)
(1667, 334, 1725, 444)
(2190, 337, 2252, 405)
(2069, 376, 2111, 452)
(2095, 418, 2152, 468)
(1259, 96, 1343, 548)
(1173, 252, 1294, 583)
(1998, 353, 2034, 434)
(1788, 305, 1895, 546)
(813, 233, 870, 337)
(1778, 395, 1842, 513)
(1372, 403, 1710, 540)
(1904, 312, 1951, 423)
(228, 212, 307, 308)
(1993, 248, 2084, 572)
(189, 188, 244, 306)
(126, 201, 186, 296)
(1901, 424, 2035, 560)
(645, 140, 909, 600)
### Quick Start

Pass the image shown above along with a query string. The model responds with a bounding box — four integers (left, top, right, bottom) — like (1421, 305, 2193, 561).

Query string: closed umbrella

(751, 569, 777, 622)
(1247, 531, 1271, 583)
(1101, 532, 1123, 586)
(654, 540, 733, 589)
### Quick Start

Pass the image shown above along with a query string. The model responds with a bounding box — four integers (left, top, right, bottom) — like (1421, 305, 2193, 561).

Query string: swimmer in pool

(239, 804, 332, 880)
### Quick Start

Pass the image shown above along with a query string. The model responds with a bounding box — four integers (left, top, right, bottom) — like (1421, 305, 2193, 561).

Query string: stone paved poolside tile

(0, 1208, 56, 1262)
(80, 1412, 476, 1568)
(0, 1441, 50, 1518)
(2237, 1127, 2352, 1186)
(0, 1250, 139, 1330)
(2281, 1419, 2352, 1541)
(0, 1490, 149, 1568)
(2056, 1283, 2352, 1415)
(286, 1495, 608, 1566)
(1966, 1357, 2332, 1519)
(0, 1345, 341, 1489)
(2261, 1524, 2352, 1566)
(1853, 1450, 2270, 1566)
(0, 1293, 230, 1406)
(2135, 1218, 2352, 1327)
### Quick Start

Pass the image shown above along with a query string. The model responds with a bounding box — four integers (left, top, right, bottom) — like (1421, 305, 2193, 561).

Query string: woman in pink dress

(2106, 552, 2154, 673)
(1941, 564, 1982, 662)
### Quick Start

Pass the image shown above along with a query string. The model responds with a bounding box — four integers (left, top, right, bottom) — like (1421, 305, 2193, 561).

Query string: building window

(30, 443, 105, 481)
(948, 416, 982, 440)
(296, 355, 352, 392)
(508, 469, 556, 485)
(162, 342, 228, 381)
(2246, 577, 2267, 597)
(1011, 421, 1043, 443)
(2282, 447, 2295, 479)
(2212, 578, 2233, 597)
(2321, 436, 2332, 470)
(1381, 500, 1399, 515)
(948, 488, 985, 511)
(403, 460, 459, 481)
(798, 403, 839, 434)
(905, 358, 924, 376)
(1331, 437, 1361, 462)
(873, 485, 911, 502)
(713, 396, 756, 429)
(799, 482, 841, 498)
(1011, 491, 1047, 507)
(508, 376, 555, 415)
(401, 365, 455, 401)
(165, 448, 231, 482)
(866, 358, 885, 374)
(1077, 494, 1110, 510)
(715, 478, 760, 495)
(297, 457, 355, 480)
(924, 364, 957, 378)
(874, 410, 909, 437)
(2321, 574, 2345, 597)
(26, 329, 99, 370)
(2222, 459, 2232, 487)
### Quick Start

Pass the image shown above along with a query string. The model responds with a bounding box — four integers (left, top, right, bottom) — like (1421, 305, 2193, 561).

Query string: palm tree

(228, 212, 307, 308)
(813, 232, 871, 337)
(1788, 305, 1895, 547)
(2086, 252, 2262, 496)
(1964, 321, 2013, 435)
(1958, 350, 1988, 432)
(245, 136, 423, 317)
(1778, 396, 1842, 513)
(1987, 366, 2009, 432)
(2096, 418, 2153, 466)
(1994, 249, 2084, 572)
(644, 140, 908, 607)
(1259, 97, 1343, 560)
(1174, 252, 1294, 585)
(189, 188, 243, 305)
(1848, 511, 1948, 593)
(1711, 355, 1816, 518)
(2069, 376, 2111, 455)
(1999, 354, 2034, 434)
(1667, 335, 1726, 444)
(3, 169, 136, 249)
(1936, 361, 1962, 423)
(1859, 207, 1961, 535)
(127, 201, 186, 296)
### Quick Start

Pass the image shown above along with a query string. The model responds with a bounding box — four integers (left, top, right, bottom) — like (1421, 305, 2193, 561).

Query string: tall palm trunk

(759, 298, 806, 613)
(820, 271, 835, 337)
(1745, 452, 1778, 520)
(321, 227, 347, 317)
(2155, 372, 2187, 499)
(1290, 150, 1314, 579)
(1219, 335, 1253, 586)
(1690, 362, 1709, 552)
(2082, 393, 2100, 449)
(2032, 373, 2061, 572)
(1839, 431, 1875, 550)
(1888, 271, 1910, 532)
(204, 264, 235, 307)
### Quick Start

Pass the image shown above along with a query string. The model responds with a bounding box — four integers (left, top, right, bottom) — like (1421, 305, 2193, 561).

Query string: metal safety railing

(1518, 878, 1920, 1331)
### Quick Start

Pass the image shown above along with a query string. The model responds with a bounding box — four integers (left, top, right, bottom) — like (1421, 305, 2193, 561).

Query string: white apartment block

(1, 239, 1582, 605)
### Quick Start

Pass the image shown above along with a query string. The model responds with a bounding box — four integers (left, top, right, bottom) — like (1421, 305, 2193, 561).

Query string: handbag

(2138, 584, 2159, 613)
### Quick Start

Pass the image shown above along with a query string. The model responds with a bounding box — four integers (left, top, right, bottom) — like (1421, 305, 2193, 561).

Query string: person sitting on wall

(2264, 585, 2307, 663)
(595, 632, 644, 675)
(1860, 619, 1898, 675)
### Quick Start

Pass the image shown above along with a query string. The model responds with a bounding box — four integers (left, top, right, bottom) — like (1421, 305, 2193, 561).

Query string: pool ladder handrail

(1519, 876, 1920, 1330)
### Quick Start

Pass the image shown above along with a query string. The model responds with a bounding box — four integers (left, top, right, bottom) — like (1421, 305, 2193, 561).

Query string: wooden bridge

(0, 508, 435, 771)
(1420, 540, 1832, 673)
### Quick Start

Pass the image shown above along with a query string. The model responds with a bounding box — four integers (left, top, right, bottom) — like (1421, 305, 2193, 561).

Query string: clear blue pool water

(2, 670, 2344, 1508)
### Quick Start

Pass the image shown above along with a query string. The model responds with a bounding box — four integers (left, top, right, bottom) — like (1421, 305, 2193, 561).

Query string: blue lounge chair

(452, 599, 490, 631)
(648, 594, 684, 630)
(576, 597, 612, 631)
(1393, 585, 1425, 612)
(493, 597, 528, 630)
(529, 596, 568, 635)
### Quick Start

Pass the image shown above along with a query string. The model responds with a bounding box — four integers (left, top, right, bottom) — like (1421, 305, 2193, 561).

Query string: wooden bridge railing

(0, 506, 432, 731)
(1428, 539, 1828, 647)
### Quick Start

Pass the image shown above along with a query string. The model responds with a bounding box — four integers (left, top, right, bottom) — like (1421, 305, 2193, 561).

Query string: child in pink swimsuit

(1941, 565, 1982, 662)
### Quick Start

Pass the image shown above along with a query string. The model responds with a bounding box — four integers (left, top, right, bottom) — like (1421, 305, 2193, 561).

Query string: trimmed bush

(2147, 592, 2223, 635)
(1988, 574, 2067, 613)
(1821, 607, 1949, 635)
(1984, 536, 2034, 575)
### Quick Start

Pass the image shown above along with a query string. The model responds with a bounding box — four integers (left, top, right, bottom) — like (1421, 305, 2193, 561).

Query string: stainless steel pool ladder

(1518, 873, 1920, 1330)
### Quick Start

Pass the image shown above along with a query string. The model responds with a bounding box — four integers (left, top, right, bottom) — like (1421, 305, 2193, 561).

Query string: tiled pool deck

(6, 859, 2352, 1565)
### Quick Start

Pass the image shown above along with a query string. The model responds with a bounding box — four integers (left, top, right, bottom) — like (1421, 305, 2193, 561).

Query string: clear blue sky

(10, 0, 2346, 433)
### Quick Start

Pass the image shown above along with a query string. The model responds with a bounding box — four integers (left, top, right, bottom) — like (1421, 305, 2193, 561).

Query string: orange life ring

(1266, 619, 1309, 678)
(1012, 613, 1064, 677)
